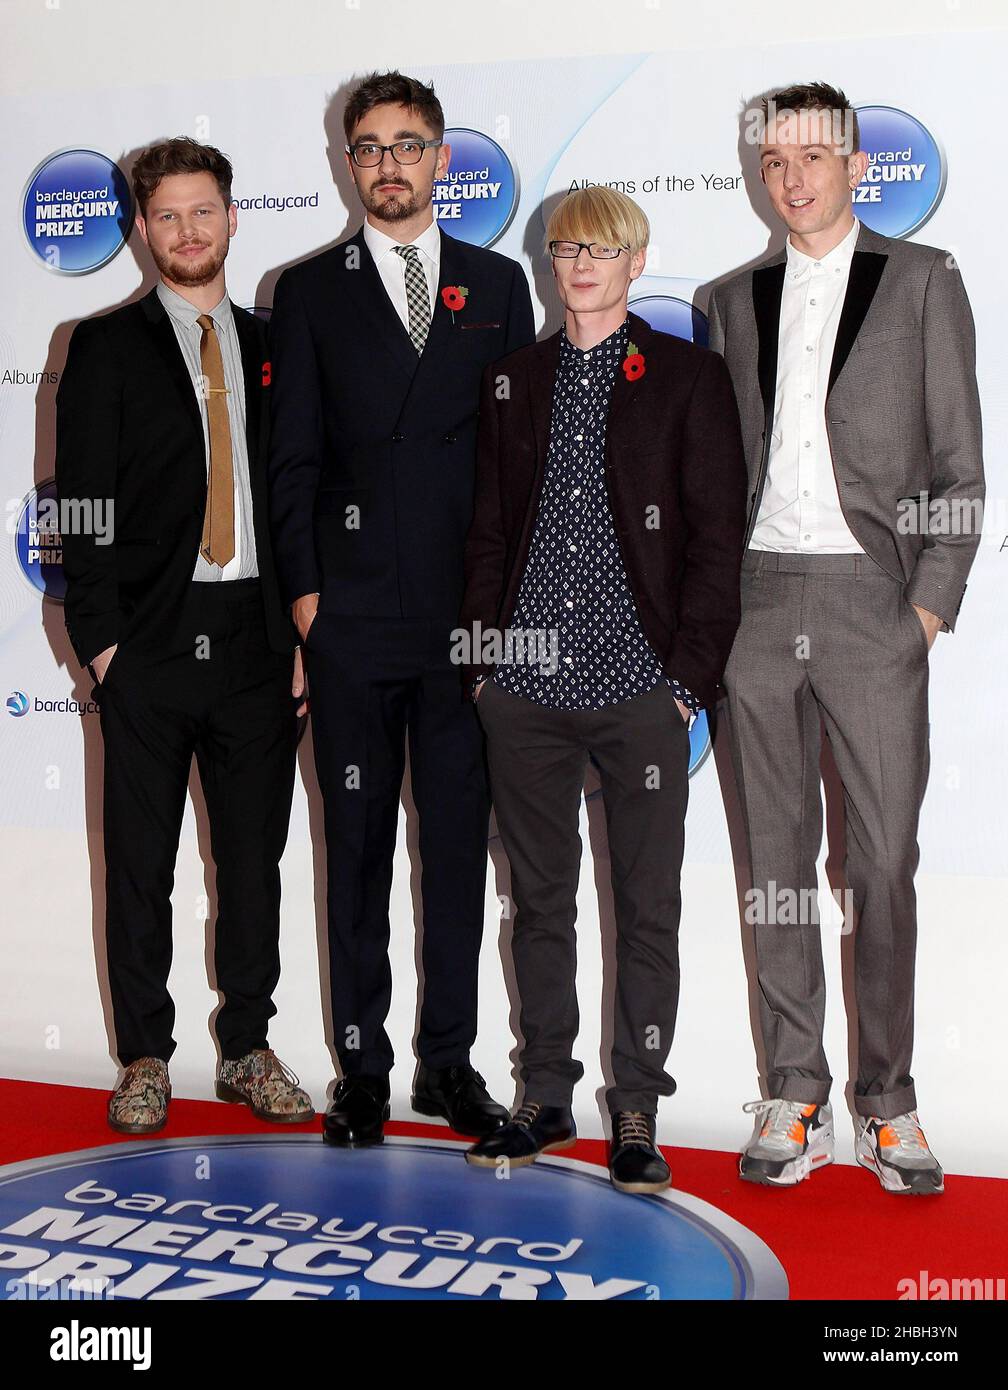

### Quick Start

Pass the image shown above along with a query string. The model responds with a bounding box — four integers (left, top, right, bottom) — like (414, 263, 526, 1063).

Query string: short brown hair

(762, 81, 860, 153)
(131, 137, 233, 217)
(343, 70, 444, 145)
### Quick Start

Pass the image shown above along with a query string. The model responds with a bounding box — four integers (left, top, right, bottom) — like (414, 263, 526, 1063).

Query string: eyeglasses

(549, 240, 628, 260)
(347, 139, 443, 168)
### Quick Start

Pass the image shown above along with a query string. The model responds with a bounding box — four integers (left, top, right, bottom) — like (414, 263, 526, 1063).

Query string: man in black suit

(56, 137, 312, 1135)
(459, 187, 747, 1192)
(268, 71, 534, 1146)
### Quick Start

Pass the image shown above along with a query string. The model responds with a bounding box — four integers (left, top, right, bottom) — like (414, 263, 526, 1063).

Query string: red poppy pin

(442, 284, 468, 319)
(622, 341, 645, 381)
(262, 360, 272, 387)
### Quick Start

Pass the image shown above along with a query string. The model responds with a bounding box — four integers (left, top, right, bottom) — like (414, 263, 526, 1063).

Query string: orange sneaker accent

(879, 1125, 899, 1147)
(801, 1104, 818, 1117)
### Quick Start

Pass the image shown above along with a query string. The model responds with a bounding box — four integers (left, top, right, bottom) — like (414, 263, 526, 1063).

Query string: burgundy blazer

(459, 309, 748, 708)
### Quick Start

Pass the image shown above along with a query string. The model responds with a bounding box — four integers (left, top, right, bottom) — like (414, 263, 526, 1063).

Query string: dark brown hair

(131, 137, 233, 217)
(343, 70, 444, 145)
(762, 81, 860, 153)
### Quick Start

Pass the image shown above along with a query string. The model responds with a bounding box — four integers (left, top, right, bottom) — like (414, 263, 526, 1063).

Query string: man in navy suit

(268, 71, 535, 1146)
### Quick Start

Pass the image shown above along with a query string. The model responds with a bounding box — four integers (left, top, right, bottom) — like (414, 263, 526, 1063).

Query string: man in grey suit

(709, 82, 984, 1195)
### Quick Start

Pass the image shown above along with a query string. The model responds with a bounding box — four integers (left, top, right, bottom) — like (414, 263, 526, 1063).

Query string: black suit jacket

(55, 287, 295, 669)
(267, 224, 535, 619)
(459, 310, 748, 708)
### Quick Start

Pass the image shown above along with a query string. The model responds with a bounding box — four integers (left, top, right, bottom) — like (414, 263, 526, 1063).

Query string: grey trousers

(477, 679, 691, 1114)
(721, 550, 931, 1120)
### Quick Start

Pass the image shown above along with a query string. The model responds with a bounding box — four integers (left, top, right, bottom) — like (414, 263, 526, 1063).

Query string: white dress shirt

(362, 215, 440, 330)
(750, 216, 864, 553)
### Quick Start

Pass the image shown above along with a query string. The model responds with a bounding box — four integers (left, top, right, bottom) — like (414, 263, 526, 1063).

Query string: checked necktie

(196, 312, 235, 567)
(393, 243, 431, 354)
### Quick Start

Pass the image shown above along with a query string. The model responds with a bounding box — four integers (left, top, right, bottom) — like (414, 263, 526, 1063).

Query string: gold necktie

(197, 312, 235, 567)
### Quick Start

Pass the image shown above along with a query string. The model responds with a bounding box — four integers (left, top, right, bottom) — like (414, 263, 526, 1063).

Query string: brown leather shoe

(216, 1049, 314, 1123)
(108, 1057, 171, 1134)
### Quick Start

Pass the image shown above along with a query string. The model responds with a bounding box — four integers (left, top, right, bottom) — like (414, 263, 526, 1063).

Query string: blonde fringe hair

(545, 186, 650, 257)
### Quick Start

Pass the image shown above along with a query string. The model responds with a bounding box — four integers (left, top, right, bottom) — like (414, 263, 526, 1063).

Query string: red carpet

(2, 1077, 1004, 1300)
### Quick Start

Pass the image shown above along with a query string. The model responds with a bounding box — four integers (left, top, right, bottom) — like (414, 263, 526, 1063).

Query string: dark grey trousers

(477, 678, 691, 1114)
(721, 550, 931, 1120)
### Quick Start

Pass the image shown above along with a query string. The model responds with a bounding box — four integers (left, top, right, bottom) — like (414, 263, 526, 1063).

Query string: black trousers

(477, 678, 690, 1114)
(303, 614, 491, 1077)
(97, 580, 298, 1066)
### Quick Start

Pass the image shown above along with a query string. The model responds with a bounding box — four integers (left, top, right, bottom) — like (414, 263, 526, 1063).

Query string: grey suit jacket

(708, 222, 984, 630)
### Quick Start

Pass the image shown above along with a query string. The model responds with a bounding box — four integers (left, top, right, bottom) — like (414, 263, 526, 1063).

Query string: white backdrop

(2, 1, 1006, 1177)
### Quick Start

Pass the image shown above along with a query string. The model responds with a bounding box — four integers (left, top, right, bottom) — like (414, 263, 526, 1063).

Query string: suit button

(392, 432, 404, 443)
(443, 433, 456, 444)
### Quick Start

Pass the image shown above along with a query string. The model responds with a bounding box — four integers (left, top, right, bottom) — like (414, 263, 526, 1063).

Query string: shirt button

(803, 489, 810, 497)
(809, 298, 817, 305)
(571, 487, 581, 496)
(565, 600, 574, 609)
(804, 533, 812, 541)
(580, 377, 589, 386)
(563, 656, 573, 665)
(569, 543, 577, 552)
(804, 392, 811, 399)
(804, 440, 811, 448)
(583, 352, 590, 361)
(805, 345, 813, 353)
(574, 435, 584, 442)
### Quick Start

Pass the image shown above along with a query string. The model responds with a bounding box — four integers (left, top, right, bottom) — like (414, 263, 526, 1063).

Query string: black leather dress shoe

(412, 1062, 508, 1137)
(465, 1101, 576, 1167)
(608, 1112, 671, 1194)
(323, 1074, 390, 1148)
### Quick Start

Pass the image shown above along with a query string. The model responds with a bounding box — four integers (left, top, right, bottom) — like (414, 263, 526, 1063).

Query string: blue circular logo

(6, 692, 29, 718)
(15, 478, 65, 601)
(0, 1136, 786, 1301)
(853, 107, 946, 239)
(687, 708, 712, 776)
(435, 129, 518, 248)
(22, 149, 133, 275)
(629, 294, 708, 348)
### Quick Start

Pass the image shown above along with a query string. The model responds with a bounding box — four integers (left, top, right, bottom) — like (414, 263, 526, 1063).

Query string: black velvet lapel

(828, 250, 888, 394)
(753, 262, 786, 421)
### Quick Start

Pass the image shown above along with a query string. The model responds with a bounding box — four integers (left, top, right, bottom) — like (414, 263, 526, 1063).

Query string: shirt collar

(785, 216, 860, 281)
(363, 215, 441, 268)
(560, 314, 630, 361)
(157, 280, 232, 333)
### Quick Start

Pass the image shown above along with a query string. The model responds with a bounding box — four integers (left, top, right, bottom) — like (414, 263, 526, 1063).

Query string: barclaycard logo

(434, 129, 519, 247)
(629, 294, 709, 348)
(853, 106, 946, 239)
(14, 478, 66, 601)
(6, 692, 29, 718)
(0, 1137, 786, 1301)
(22, 149, 133, 275)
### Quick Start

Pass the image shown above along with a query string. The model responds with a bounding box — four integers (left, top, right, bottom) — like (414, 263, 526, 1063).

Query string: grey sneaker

(739, 1098, 834, 1186)
(108, 1057, 171, 1134)
(216, 1048, 314, 1123)
(856, 1111, 944, 1195)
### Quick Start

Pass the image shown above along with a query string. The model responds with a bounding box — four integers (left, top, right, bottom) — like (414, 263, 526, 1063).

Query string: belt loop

(854, 555, 862, 578)
(753, 550, 765, 578)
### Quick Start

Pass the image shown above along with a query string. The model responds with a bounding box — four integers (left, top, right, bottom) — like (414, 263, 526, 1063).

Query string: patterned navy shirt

(492, 316, 698, 713)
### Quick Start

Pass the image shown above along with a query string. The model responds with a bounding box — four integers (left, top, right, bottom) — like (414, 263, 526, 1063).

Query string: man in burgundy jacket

(458, 186, 747, 1193)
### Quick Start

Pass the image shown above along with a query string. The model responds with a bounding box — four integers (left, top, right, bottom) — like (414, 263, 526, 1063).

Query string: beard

(362, 176, 428, 222)
(151, 237, 228, 287)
